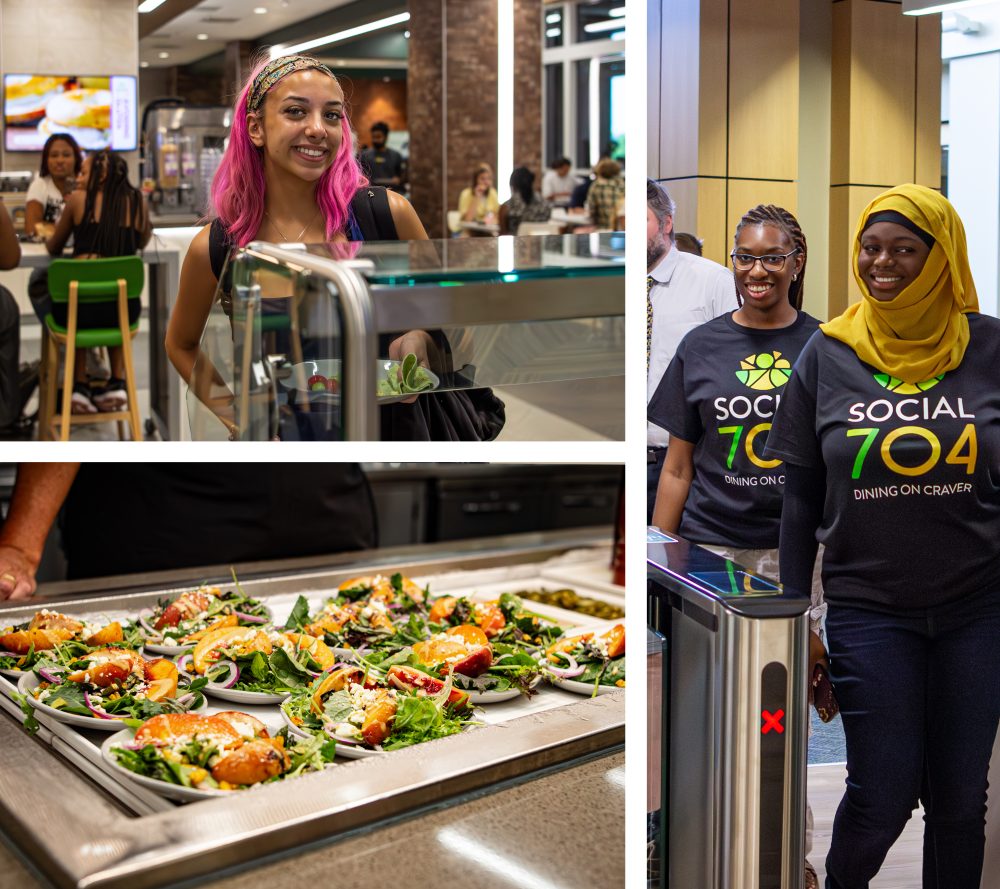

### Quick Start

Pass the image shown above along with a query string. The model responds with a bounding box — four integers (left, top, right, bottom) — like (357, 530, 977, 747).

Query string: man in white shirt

(541, 158, 578, 204)
(646, 179, 737, 522)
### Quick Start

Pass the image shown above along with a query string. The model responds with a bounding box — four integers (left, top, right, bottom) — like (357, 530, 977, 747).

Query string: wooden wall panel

(847, 2, 916, 186)
(659, 0, 701, 179)
(726, 180, 799, 258)
(727, 0, 799, 181)
(829, 184, 885, 316)
(915, 15, 942, 187)
(830, 1, 852, 185)
(696, 0, 729, 178)
(695, 177, 729, 264)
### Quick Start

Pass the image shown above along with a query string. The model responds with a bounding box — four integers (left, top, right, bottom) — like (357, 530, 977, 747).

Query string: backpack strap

(351, 186, 399, 241)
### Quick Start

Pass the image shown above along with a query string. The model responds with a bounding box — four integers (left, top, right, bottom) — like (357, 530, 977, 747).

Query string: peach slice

(67, 648, 144, 686)
(282, 632, 336, 669)
(191, 626, 272, 674)
(85, 621, 123, 647)
(179, 613, 238, 644)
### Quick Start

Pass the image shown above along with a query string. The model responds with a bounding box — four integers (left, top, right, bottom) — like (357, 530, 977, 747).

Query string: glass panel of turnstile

(647, 528, 810, 889)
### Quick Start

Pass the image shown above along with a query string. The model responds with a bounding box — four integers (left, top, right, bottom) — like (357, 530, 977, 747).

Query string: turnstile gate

(647, 528, 810, 889)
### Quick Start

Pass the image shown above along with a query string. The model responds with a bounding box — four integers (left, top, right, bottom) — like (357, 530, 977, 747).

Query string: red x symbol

(761, 709, 784, 734)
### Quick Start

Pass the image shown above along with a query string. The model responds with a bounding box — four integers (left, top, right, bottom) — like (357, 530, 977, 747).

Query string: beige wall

(0, 0, 139, 177)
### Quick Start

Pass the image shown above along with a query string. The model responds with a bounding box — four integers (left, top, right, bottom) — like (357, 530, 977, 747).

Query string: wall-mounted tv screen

(3, 75, 137, 152)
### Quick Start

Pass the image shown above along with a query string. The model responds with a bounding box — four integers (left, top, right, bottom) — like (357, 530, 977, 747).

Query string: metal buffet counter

(186, 233, 625, 440)
(0, 530, 625, 889)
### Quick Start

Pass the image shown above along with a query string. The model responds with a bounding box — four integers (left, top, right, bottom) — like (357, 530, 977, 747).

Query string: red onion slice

(83, 691, 118, 720)
(324, 723, 361, 745)
(37, 667, 65, 684)
(233, 610, 267, 624)
(548, 652, 586, 679)
(207, 659, 239, 688)
(175, 654, 194, 675)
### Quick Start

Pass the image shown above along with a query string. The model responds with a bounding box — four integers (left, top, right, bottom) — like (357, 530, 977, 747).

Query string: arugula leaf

(248, 650, 270, 682)
(321, 689, 355, 725)
(284, 595, 311, 631)
(269, 648, 313, 688)
(498, 592, 523, 620)
(13, 693, 39, 734)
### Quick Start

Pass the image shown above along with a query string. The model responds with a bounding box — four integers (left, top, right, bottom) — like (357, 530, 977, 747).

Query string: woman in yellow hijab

(767, 185, 1000, 888)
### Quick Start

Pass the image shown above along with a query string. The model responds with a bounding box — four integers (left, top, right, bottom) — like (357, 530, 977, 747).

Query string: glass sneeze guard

(187, 233, 624, 441)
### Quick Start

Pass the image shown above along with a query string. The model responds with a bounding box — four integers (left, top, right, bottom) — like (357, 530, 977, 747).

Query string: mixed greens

(376, 354, 437, 398)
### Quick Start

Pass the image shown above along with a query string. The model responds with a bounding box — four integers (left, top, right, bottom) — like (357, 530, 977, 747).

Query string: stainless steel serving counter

(0, 531, 625, 889)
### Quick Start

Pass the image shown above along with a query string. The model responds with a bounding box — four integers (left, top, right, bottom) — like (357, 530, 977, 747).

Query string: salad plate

(203, 684, 288, 705)
(546, 676, 621, 697)
(101, 730, 228, 801)
(18, 673, 207, 731)
(279, 357, 439, 405)
(142, 642, 192, 657)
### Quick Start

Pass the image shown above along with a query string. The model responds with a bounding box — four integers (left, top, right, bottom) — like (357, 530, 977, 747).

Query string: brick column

(408, 0, 541, 237)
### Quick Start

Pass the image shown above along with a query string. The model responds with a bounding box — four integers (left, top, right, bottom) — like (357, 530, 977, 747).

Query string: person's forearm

(779, 462, 825, 598)
(0, 463, 80, 566)
(651, 471, 690, 533)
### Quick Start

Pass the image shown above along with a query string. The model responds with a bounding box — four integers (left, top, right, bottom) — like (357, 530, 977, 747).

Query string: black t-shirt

(767, 313, 1000, 610)
(648, 310, 821, 548)
(62, 464, 376, 580)
(359, 147, 404, 192)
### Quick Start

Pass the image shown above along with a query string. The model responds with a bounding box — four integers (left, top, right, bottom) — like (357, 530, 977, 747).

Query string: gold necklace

(264, 209, 320, 242)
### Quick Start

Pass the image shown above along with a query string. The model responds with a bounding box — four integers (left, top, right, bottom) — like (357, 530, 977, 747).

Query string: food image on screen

(4, 74, 137, 152)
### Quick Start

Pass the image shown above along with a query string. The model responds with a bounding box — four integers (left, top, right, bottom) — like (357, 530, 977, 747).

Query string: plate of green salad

(17, 654, 208, 731)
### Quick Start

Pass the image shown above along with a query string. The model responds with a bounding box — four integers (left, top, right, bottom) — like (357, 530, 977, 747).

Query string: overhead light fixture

(584, 18, 627, 34)
(140, 61, 150, 68)
(137, 0, 167, 12)
(546, 28, 561, 38)
(404, 29, 410, 38)
(271, 11, 410, 57)
(254, 6, 268, 13)
(545, 12, 561, 23)
(196, 33, 209, 40)
(903, 0, 993, 13)
(158, 51, 170, 59)
(609, 6, 625, 16)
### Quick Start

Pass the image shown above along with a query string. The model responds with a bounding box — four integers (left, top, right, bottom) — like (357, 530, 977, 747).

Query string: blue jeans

(824, 593, 1000, 889)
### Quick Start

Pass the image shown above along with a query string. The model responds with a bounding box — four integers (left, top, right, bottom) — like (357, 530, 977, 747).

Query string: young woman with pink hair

(165, 54, 436, 437)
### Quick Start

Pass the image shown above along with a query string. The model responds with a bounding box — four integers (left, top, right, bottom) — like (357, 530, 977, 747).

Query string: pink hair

(210, 56, 367, 248)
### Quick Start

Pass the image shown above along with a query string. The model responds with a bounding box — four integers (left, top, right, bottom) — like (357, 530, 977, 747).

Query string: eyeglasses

(730, 248, 800, 272)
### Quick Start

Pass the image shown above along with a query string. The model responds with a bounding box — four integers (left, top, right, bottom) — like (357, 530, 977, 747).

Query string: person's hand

(807, 629, 829, 707)
(388, 330, 435, 404)
(0, 545, 38, 600)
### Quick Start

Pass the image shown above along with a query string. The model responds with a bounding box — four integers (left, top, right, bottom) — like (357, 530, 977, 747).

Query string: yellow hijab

(821, 183, 978, 383)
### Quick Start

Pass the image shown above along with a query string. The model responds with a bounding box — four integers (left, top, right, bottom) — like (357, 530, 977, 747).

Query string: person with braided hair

(45, 148, 152, 413)
(648, 204, 824, 886)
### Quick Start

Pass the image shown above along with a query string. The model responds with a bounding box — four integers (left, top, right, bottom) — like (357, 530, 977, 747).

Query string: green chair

(40, 256, 144, 441)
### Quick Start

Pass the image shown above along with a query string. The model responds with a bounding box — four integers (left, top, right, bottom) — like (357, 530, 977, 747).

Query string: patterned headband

(247, 55, 337, 112)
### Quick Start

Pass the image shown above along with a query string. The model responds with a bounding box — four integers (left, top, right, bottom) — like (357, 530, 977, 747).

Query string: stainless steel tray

(0, 538, 625, 889)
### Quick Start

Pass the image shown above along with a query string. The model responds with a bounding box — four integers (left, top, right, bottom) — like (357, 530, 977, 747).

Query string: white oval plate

(202, 682, 291, 705)
(1, 667, 27, 680)
(101, 730, 228, 801)
(279, 699, 312, 739)
(18, 673, 206, 730)
(277, 699, 380, 757)
(547, 674, 622, 697)
(142, 642, 192, 656)
(458, 686, 523, 705)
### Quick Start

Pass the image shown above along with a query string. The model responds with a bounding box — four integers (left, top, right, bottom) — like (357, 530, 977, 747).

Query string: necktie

(647, 275, 654, 371)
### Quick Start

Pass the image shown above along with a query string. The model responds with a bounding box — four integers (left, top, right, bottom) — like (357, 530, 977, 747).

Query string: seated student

(587, 158, 625, 230)
(457, 163, 500, 231)
(498, 167, 550, 235)
(46, 149, 152, 414)
(541, 157, 577, 204)
(0, 206, 31, 438)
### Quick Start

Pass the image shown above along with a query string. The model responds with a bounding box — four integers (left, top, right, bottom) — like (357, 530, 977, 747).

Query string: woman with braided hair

(648, 204, 825, 887)
(46, 148, 152, 413)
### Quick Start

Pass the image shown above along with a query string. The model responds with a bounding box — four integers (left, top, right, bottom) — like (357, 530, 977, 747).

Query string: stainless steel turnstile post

(647, 528, 810, 889)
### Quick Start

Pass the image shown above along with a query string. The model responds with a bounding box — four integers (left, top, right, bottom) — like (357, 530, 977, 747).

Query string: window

(542, 0, 625, 172)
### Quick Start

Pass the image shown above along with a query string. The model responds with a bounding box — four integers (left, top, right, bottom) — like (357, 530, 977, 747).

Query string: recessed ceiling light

(197, 33, 209, 40)
(404, 30, 410, 38)
(254, 6, 268, 13)
(140, 61, 150, 68)
(158, 51, 170, 59)
(137, 0, 167, 12)
(382, 76, 390, 82)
